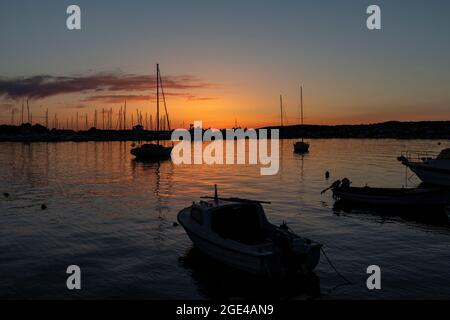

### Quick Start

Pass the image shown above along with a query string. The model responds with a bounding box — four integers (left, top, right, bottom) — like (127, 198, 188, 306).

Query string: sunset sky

(1, 0, 450, 129)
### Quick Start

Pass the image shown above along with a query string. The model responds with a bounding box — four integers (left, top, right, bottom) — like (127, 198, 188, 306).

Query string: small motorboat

(322, 178, 449, 207)
(398, 148, 450, 187)
(177, 186, 322, 277)
(130, 143, 172, 160)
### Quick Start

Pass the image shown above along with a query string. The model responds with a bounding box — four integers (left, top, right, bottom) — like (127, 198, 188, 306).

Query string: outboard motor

(273, 224, 296, 275)
(341, 178, 351, 189)
(320, 180, 341, 195)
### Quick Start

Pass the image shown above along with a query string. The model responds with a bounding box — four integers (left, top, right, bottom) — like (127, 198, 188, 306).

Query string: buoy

(325, 171, 330, 179)
(3, 192, 9, 198)
(41, 204, 47, 210)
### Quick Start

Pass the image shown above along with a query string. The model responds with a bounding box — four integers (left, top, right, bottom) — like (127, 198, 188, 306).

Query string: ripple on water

(1, 139, 450, 299)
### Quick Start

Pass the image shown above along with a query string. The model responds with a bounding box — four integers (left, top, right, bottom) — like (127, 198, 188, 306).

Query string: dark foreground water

(1, 139, 450, 299)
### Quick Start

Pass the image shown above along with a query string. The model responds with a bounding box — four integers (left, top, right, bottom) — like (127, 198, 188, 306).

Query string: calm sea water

(1, 139, 450, 299)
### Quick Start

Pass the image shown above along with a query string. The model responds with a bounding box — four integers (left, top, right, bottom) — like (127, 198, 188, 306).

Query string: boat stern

(305, 242, 322, 272)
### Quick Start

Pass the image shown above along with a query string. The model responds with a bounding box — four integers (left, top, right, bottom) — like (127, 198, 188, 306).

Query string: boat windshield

(211, 204, 267, 244)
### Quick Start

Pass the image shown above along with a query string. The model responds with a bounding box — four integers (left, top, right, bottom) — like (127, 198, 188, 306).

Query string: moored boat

(322, 178, 449, 207)
(177, 186, 322, 277)
(293, 85, 310, 154)
(294, 141, 310, 153)
(130, 143, 172, 160)
(398, 149, 450, 187)
(130, 63, 173, 160)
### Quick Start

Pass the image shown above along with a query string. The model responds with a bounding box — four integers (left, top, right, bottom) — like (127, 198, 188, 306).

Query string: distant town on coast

(1, 120, 449, 142)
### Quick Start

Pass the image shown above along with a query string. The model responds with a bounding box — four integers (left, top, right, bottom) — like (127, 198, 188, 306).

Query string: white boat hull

(184, 229, 321, 276)
(407, 163, 450, 187)
(184, 229, 269, 275)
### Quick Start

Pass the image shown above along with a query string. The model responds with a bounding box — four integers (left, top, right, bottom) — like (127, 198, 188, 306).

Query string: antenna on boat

(214, 184, 218, 202)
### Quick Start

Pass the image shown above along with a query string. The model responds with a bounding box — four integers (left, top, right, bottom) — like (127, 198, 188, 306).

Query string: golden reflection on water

(1, 139, 450, 299)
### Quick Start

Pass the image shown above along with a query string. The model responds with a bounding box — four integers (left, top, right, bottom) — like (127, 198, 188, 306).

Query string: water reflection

(3, 139, 450, 299)
(293, 152, 307, 181)
(332, 201, 450, 230)
(179, 247, 321, 300)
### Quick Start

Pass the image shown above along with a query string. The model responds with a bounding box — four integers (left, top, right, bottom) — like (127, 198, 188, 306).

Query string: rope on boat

(320, 247, 353, 286)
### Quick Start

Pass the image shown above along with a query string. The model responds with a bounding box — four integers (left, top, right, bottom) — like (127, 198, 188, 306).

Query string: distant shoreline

(0, 121, 449, 142)
(265, 120, 450, 140)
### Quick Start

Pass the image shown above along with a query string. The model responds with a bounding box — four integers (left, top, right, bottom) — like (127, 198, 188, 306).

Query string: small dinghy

(177, 186, 322, 277)
(322, 178, 449, 207)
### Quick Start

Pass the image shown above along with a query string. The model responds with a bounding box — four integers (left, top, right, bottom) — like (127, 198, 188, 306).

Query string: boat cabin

(190, 200, 272, 245)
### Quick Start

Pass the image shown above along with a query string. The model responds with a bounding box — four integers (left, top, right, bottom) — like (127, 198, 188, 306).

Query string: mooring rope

(320, 247, 353, 286)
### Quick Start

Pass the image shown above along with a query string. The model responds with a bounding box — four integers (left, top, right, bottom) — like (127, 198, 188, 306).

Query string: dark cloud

(81, 92, 216, 103)
(82, 94, 152, 103)
(0, 73, 216, 101)
(186, 95, 217, 101)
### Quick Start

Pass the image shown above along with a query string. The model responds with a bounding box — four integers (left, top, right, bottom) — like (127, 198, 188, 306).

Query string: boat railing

(400, 150, 439, 163)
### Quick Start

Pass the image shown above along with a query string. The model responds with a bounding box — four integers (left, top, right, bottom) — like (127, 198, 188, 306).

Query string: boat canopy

(437, 148, 450, 160)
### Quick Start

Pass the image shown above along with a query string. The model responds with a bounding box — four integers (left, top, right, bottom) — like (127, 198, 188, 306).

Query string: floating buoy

(325, 171, 330, 179)
(3, 192, 9, 198)
(41, 204, 47, 210)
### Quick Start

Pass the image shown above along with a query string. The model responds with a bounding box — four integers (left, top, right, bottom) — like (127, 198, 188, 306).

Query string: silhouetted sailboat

(294, 85, 310, 153)
(131, 64, 173, 160)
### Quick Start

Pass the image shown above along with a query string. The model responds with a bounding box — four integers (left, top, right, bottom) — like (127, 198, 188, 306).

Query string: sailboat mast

(301, 86, 304, 142)
(158, 67, 171, 132)
(157, 64, 160, 134)
(280, 95, 283, 127)
(300, 85, 303, 125)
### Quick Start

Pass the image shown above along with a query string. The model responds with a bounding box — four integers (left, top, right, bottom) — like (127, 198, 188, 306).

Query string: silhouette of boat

(294, 141, 310, 153)
(131, 63, 173, 160)
(322, 178, 449, 208)
(179, 247, 321, 299)
(130, 143, 172, 159)
(398, 148, 450, 187)
(177, 185, 322, 277)
(294, 85, 310, 153)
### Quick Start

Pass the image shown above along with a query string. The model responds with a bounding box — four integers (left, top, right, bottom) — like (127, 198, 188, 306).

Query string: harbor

(1, 138, 450, 299)
(2, 121, 450, 142)
(2, 0, 450, 308)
